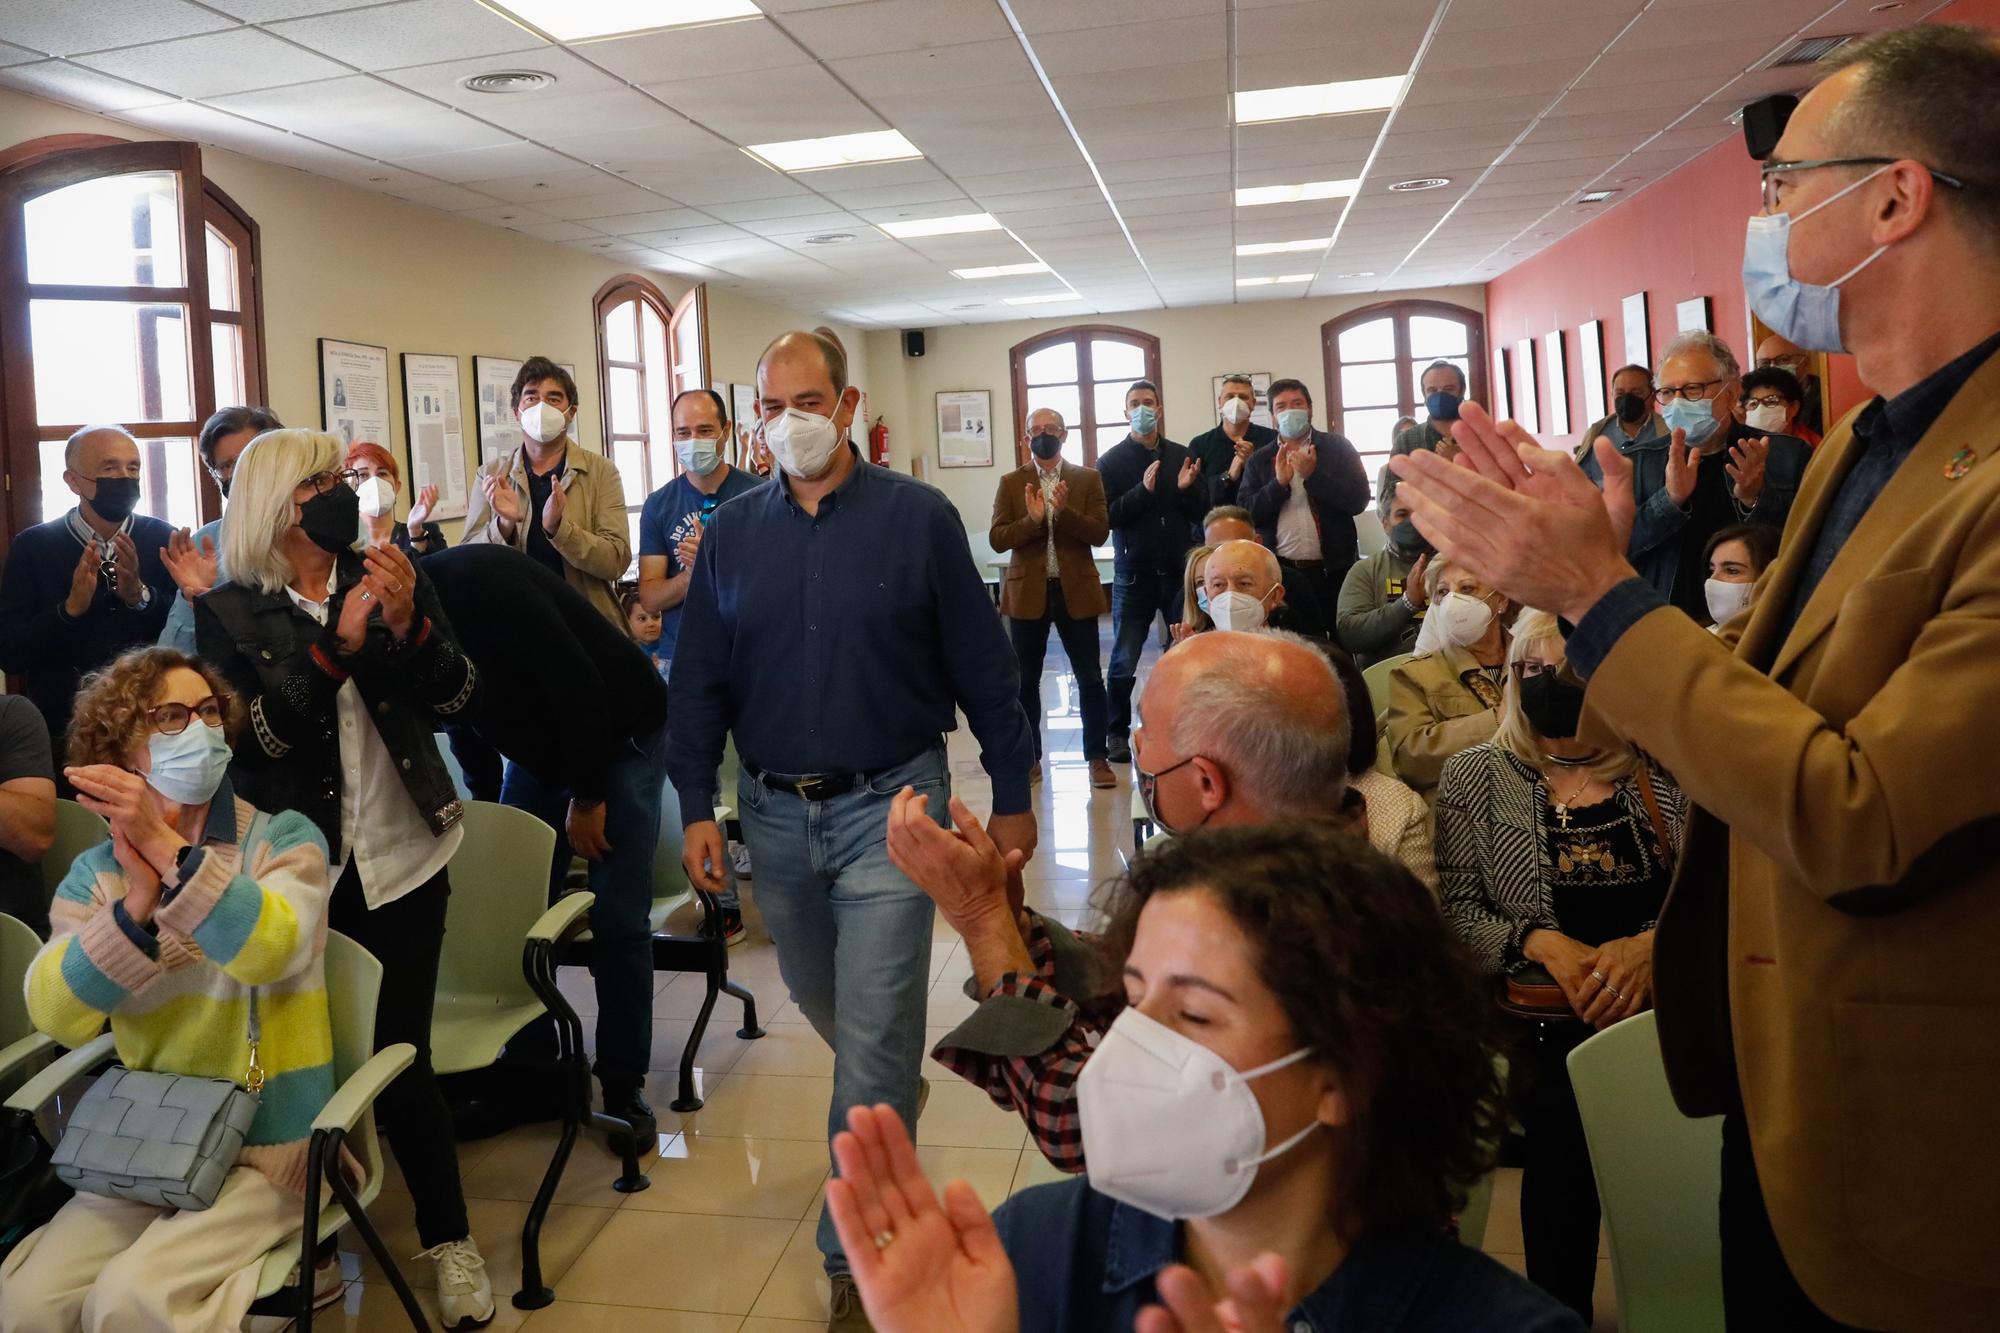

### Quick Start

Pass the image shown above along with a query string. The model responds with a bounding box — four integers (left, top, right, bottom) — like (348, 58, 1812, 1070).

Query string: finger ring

(1605, 984, 1625, 999)
(360, 590, 373, 601)
(873, 1230, 894, 1250)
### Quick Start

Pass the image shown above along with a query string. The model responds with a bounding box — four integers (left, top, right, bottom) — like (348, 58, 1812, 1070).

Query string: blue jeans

(1107, 567, 1183, 738)
(499, 723, 669, 1087)
(736, 744, 946, 1276)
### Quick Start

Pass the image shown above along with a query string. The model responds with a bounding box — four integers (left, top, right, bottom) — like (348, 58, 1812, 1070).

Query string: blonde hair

(1181, 543, 1216, 630)
(1493, 609, 1638, 783)
(221, 429, 346, 595)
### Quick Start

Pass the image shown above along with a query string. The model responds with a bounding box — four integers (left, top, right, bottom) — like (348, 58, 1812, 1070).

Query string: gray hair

(1376, 475, 1404, 523)
(65, 424, 136, 472)
(221, 429, 346, 595)
(1169, 628, 1351, 819)
(1659, 329, 1739, 380)
(1026, 405, 1067, 432)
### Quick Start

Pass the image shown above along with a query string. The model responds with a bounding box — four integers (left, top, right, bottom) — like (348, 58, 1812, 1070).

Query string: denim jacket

(993, 1177, 1584, 1332)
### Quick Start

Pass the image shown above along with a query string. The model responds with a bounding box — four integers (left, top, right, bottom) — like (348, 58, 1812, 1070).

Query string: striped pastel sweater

(26, 792, 336, 1194)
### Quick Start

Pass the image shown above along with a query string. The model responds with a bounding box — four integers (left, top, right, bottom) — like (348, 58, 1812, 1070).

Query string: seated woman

(1385, 558, 1512, 796)
(347, 441, 447, 557)
(1702, 522, 1780, 632)
(1168, 543, 1215, 643)
(1434, 610, 1687, 1325)
(1322, 643, 1436, 893)
(0, 647, 337, 1330)
(825, 824, 1582, 1333)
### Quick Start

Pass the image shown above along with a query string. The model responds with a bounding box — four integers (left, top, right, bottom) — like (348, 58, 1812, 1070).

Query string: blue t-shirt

(638, 466, 761, 661)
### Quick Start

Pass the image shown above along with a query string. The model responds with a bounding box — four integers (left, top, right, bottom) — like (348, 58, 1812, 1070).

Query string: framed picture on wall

(1513, 338, 1539, 433)
(728, 382, 758, 463)
(1676, 296, 1712, 334)
(1543, 330, 1570, 435)
(473, 355, 523, 465)
(318, 338, 392, 453)
(398, 352, 469, 521)
(1577, 319, 1606, 424)
(1211, 372, 1273, 429)
(936, 390, 994, 468)
(1490, 345, 1510, 418)
(1621, 292, 1650, 370)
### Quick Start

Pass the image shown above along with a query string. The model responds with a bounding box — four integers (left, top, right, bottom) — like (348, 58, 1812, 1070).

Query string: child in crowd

(622, 588, 668, 676)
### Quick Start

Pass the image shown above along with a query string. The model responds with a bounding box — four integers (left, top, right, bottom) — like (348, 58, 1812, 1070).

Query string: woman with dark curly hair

(819, 823, 1582, 1333)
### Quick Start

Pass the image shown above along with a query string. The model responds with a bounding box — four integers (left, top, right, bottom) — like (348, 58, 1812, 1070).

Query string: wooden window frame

(1322, 298, 1488, 430)
(1007, 323, 1162, 467)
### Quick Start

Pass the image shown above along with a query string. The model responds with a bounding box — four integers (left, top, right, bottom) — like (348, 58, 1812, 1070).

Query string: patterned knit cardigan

(26, 789, 335, 1196)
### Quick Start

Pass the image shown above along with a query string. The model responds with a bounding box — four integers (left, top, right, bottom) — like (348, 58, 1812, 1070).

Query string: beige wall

(860, 285, 1485, 558)
(0, 87, 845, 540)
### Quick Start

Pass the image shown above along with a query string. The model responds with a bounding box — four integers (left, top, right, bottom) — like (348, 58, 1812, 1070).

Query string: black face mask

(1029, 432, 1062, 460)
(1614, 393, 1648, 425)
(88, 476, 141, 523)
(1518, 671, 1586, 740)
(1388, 519, 1433, 560)
(297, 482, 360, 554)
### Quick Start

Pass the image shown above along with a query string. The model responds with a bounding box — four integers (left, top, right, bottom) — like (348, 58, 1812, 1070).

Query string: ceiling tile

(0, 59, 179, 110)
(2, 0, 238, 57)
(75, 28, 349, 97)
(0, 41, 42, 67)
(1033, 16, 1225, 79)
(471, 87, 695, 138)
(267, 0, 545, 70)
(579, 18, 810, 82)
(739, 210, 865, 238)
(387, 138, 578, 180)
(533, 183, 687, 219)
(574, 207, 712, 235)
(319, 109, 519, 158)
(828, 40, 1036, 97)
(384, 180, 505, 210)
(208, 75, 447, 133)
(642, 63, 880, 142)
(200, 0, 383, 16)
(375, 47, 621, 108)
(771, 0, 1015, 60)
(454, 166, 612, 202)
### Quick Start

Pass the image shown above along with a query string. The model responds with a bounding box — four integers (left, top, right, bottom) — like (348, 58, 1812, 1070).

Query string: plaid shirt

(929, 913, 1116, 1173)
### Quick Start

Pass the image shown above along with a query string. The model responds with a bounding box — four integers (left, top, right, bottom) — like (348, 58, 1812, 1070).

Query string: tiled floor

(298, 633, 1620, 1331)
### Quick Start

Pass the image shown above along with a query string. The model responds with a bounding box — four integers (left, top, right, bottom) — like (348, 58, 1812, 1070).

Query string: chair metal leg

(722, 976, 765, 1039)
(297, 1127, 327, 1333)
(672, 970, 723, 1112)
(322, 1130, 428, 1332)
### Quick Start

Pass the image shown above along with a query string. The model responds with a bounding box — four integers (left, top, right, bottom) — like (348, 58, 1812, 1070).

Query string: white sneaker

(422, 1237, 495, 1330)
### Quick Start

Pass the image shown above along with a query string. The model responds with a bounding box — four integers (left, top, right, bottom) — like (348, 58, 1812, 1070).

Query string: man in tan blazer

(991, 407, 1114, 788)
(1388, 27, 2000, 1330)
(460, 356, 631, 627)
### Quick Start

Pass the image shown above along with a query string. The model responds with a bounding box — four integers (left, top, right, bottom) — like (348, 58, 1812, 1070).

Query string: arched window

(1008, 325, 1162, 466)
(1322, 300, 1485, 492)
(1, 139, 266, 544)
(593, 275, 707, 563)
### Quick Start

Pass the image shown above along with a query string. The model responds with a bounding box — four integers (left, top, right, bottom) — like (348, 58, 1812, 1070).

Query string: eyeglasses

(1759, 156, 1968, 210)
(147, 696, 225, 735)
(1654, 380, 1727, 405)
(1742, 395, 1792, 411)
(303, 469, 361, 495)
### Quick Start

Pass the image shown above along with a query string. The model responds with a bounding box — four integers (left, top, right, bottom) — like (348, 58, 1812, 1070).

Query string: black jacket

(194, 550, 476, 860)
(1098, 435, 1207, 574)
(1185, 421, 1276, 510)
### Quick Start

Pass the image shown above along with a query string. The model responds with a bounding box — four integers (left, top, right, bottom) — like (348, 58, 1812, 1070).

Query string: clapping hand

(1727, 435, 1768, 507)
(1024, 481, 1046, 524)
(1177, 456, 1202, 491)
(1143, 460, 1161, 492)
(1662, 429, 1697, 506)
(541, 473, 567, 536)
(406, 483, 437, 536)
(1292, 442, 1318, 479)
(482, 473, 522, 526)
(110, 531, 143, 606)
(826, 1105, 1019, 1333)
(65, 542, 101, 617)
(66, 763, 180, 907)
(885, 790, 1020, 937)
(359, 543, 418, 639)
(1138, 1254, 1293, 1333)
(676, 525, 702, 570)
(161, 528, 218, 603)
(1275, 444, 1297, 487)
(1050, 480, 1069, 512)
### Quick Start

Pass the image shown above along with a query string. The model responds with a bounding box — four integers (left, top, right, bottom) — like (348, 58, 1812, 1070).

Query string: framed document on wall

(1491, 345, 1510, 419)
(1676, 296, 1713, 334)
(1621, 292, 1650, 370)
(473, 356, 523, 465)
(399, 352, 469, 521)
(1543, 329, 1570, 435)
(1577, 319, 1606, 424)
(319, 338, 391, 451)
(1513, 338, 1539, 433)
(936, 389, 994, 468)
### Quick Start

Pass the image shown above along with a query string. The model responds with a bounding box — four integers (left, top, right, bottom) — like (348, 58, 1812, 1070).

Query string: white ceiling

(0, 0, 1950, 326)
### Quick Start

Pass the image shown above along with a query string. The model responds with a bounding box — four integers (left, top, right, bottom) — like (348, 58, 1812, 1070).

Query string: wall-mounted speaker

(902, 329, 926, 358)
(1742, 94, 1797, 160)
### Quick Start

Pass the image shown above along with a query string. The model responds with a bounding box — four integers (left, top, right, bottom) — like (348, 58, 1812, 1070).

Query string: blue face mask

(1742, 164, 1893, 355)
(1128, 405, 1158, 437)
(1277, 408, 1311, 440)
(146, 722, 231, 806)
(1424, 391, 1462, 423)
(1195, 587, 1210, 615)
(1661, 394, 1721, 446)
(675, 435, 722, 477)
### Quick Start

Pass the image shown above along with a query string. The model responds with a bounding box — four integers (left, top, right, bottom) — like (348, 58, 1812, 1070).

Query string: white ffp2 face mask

(1436, 590, 1496, 648)
(519, 402, 569, 445)
(1207, 589, 1269, 632)
(762, 406, 847, 479)
(1744, 403, 1789, 435)
(1705, 578, 1756, 627)
(1220, 397, 1250, 426)
(355, 475, 396, 518)
(1079, 1007, 1319, 1220)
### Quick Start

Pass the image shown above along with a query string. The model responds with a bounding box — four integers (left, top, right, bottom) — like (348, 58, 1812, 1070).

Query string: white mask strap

(1237, 1044, 1315, 1083)
(1790, 161, 1892, 225)
(1246, 1116, 1322, 1169)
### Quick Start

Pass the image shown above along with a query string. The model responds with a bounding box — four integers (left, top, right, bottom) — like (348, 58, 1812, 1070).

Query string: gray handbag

(51, 990, 264, 1211)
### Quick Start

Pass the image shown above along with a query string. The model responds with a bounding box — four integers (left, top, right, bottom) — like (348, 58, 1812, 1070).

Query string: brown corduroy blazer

(988, 461, 1109, 622)
(1578, 345, 2000, 1331)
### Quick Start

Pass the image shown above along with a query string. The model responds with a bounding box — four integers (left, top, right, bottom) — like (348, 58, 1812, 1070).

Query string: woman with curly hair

(820, 823, 1582, 1333)
(1, 647, 337, 1329)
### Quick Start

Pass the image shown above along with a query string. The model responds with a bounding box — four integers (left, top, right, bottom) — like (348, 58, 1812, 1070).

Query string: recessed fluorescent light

(1234, 179, 1360, 207)
(1233, 75, 1405, 125)
(744, 129, 922, 174)
(876, 212, 1002, 239)
(482, 0, 758, 42)
(1004, 292, 1081, 305)
(952, 261, 1051, 279)
(1577, 189, 1617, 204)
(1235, 238, 1328, 256)
(1236, 274, 1313, 287)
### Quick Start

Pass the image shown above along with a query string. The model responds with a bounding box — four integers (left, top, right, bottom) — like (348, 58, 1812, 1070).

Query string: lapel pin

(1945, 447, 1976, 480)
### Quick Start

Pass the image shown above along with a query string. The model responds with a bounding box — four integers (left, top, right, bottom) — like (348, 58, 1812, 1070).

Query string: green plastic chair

(5, 931, 423, 1332)
(0, 912, 55, 1096)
(1567, 1011, 1726, 1333)
(431, 799, 613, 1309)
(36, 800, 109, 915)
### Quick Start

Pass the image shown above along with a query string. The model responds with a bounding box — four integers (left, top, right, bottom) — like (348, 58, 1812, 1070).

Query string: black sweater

(0, 512, 176, 750)
(1098, 435, 1208, 574)
(423, 545, 666, 801)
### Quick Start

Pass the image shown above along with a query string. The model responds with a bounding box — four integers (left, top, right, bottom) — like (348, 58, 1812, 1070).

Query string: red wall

(1482, 0, 2000, 444)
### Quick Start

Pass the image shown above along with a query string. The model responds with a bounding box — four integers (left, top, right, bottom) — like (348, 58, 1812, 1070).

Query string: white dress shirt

(1273, 468, 1321, 561)
(286, 572, 461, 909)
(1037, 466, 1062, 577)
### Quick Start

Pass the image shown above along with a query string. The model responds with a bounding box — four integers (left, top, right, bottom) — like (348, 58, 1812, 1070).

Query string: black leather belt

(746, 765, 859, 801)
